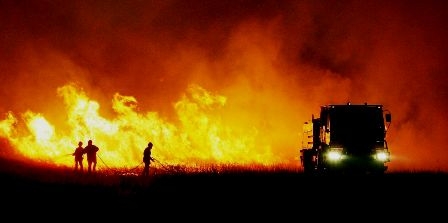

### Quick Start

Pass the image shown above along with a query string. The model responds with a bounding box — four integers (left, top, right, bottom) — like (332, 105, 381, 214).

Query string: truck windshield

(329, 106, 385, 147)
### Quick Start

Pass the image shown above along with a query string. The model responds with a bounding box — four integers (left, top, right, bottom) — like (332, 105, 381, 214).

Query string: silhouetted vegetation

(1, 155, 447, 220)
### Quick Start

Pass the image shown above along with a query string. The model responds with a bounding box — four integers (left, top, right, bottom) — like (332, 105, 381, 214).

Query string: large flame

(0, 83, 288, 170)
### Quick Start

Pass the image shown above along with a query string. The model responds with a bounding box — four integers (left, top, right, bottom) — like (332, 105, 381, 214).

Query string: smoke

(1, 0, 447, 171)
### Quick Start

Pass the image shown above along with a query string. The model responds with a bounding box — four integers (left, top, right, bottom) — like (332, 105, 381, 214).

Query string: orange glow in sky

(1, 1, 447, 172)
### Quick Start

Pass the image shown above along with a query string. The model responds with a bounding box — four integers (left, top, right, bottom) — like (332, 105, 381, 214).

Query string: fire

(0, 112, 16, 138)
(26, 113, 54, 143)
(0, 83, 286, 170)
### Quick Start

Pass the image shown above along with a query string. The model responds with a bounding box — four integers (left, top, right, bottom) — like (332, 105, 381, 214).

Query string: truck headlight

(327, 147, 343, 161)
(375, 149, 390, 162)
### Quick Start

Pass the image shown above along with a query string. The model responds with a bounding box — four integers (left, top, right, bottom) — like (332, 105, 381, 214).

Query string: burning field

(1, 1, 448, 212)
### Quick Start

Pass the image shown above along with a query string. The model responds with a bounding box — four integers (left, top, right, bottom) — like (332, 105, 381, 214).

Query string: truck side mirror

(385, 114, 391, 123)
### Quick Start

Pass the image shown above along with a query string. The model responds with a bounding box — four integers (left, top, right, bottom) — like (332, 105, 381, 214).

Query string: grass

(1, 155, 448, 220)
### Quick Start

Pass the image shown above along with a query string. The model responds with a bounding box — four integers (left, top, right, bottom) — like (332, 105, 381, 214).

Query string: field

(1, 156, 447, 220)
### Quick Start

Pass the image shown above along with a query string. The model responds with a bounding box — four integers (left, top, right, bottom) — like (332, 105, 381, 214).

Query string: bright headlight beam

(375, 151, 390, 161)
(328, 151, 342, 160)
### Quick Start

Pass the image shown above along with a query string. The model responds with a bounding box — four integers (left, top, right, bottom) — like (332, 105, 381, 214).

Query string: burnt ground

(0, 156, 447, 221)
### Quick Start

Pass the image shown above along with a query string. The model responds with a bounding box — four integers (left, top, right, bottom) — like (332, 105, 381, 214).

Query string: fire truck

(300, 103, 391, 174)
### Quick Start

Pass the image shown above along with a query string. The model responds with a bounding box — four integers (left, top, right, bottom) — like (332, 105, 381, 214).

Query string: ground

(0, 156, 446, 220)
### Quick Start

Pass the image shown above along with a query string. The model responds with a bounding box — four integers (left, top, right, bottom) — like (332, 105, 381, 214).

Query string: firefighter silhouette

(72, 141, 84, 172)
(83, 140, 99, 173)
(142, 142, 155, 176)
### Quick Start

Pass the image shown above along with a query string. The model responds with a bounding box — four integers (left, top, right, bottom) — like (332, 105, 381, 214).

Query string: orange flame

(0, 83, 291, 171)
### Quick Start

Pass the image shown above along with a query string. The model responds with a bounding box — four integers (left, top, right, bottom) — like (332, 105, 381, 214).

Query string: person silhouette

(83, 140, 99, 173)
(142, 142, 155, 176)
(72, 141, 84, 172)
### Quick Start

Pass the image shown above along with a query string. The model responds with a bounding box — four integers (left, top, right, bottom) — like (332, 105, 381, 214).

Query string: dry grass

(1, 154, 448, 219)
